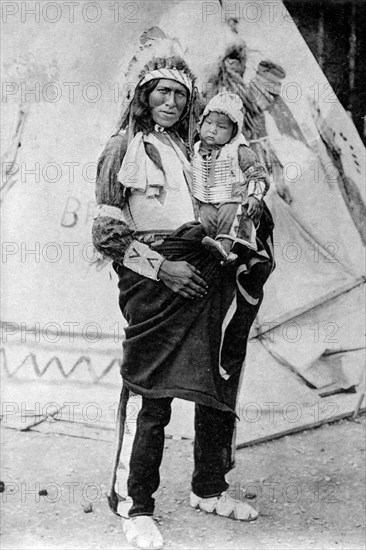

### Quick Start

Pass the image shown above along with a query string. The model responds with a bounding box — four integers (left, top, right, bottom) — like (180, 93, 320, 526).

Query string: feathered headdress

(116, 27, 199, 149)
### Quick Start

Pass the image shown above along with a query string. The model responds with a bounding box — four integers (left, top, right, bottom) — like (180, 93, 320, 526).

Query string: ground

(1, 416, 365, 550)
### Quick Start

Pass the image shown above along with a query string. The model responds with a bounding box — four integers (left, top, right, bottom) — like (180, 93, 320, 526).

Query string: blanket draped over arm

(93, 133, 275, 413)
(113, 221, 274, 414)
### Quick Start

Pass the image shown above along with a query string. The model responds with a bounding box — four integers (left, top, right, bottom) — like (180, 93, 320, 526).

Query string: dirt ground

(1, 415, 365, 550)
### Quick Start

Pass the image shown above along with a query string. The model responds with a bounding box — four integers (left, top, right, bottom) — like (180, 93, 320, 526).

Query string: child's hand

(246, 196, 262, 218)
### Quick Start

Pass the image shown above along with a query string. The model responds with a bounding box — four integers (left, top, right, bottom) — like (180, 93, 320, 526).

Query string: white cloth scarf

(118, 130, 192, 198)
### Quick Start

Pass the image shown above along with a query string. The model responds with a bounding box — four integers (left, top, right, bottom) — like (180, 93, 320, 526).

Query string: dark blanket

(113, 216, 274, 415)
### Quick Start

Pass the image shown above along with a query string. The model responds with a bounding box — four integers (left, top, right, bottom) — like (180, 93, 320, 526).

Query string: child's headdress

(201, 92, 245, 139)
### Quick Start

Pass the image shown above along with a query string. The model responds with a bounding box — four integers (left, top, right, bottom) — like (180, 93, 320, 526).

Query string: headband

(139, 67, 193, 93)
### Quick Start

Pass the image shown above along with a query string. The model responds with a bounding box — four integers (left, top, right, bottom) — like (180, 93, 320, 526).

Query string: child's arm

(238, 145, 269, 218)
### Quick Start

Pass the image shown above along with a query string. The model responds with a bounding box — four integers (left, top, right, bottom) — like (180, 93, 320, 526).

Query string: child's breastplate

(192, 141, 245, 203)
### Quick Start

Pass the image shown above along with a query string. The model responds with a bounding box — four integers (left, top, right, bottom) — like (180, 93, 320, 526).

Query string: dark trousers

(199, 202, 257, 247)
(127, 396, 236, 517)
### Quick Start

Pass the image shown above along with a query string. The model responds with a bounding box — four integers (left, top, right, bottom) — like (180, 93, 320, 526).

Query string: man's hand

(246, 196, 262, 218)
(158, 260, 208, 299)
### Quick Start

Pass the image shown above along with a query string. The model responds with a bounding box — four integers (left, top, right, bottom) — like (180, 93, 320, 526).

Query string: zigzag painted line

(0, 348, 121, 382)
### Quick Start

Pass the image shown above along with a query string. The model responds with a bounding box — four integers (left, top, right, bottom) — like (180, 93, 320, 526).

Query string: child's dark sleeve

(238, 144, 269, 201)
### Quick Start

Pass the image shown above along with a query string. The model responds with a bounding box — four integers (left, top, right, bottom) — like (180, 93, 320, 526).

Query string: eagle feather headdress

(116, 27, 199, 147)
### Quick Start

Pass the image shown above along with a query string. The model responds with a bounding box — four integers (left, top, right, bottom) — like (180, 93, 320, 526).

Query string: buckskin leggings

(127, 396, 236, 517)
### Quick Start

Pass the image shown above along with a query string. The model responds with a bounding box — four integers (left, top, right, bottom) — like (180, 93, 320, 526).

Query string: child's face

(200, 112, 235, 146)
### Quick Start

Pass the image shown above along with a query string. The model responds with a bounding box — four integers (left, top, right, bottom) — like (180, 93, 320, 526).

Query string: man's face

(200, 112, 235, 146)
(148, 79, 188, 128)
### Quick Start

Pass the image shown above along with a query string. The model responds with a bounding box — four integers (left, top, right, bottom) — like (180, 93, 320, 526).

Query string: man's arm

(92, 134, 165, 280)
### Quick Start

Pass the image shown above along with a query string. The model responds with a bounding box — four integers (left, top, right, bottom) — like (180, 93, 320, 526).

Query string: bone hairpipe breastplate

(192, 143, 245, 203)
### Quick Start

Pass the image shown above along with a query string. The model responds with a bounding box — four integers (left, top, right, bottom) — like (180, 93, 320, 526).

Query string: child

(192, 92, 270, 266)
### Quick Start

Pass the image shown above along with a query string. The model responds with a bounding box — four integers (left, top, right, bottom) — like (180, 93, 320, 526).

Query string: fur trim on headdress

(140, 67, 192, 93)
